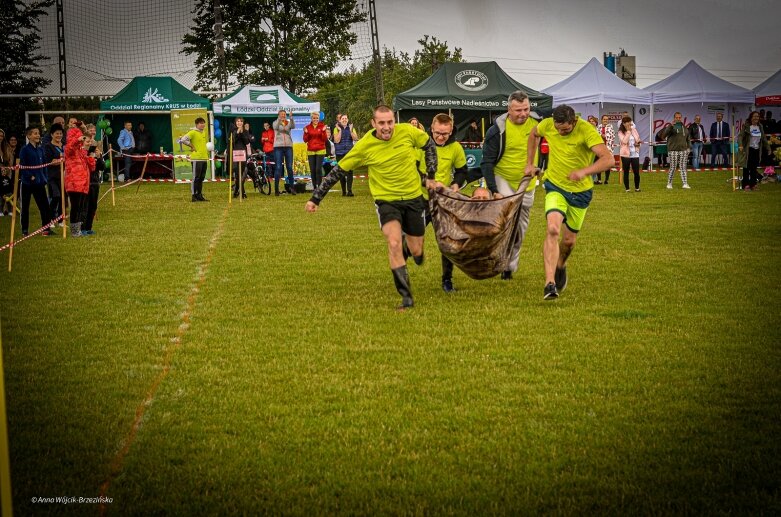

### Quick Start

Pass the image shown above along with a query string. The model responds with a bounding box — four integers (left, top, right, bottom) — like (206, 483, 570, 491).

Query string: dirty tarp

(428, 177, 531, 280)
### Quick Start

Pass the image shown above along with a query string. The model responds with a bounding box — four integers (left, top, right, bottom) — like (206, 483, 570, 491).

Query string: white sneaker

(682, 184, 691, 189)
(666, 183, 673, 189)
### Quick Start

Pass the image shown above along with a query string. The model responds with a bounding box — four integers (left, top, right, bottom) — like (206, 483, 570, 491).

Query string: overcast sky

(34, 0, 781, 95)
(374, 0, 781, 91)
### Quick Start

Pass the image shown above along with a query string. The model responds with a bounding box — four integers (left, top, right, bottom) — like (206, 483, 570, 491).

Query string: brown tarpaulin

(428, 177, 531, 280)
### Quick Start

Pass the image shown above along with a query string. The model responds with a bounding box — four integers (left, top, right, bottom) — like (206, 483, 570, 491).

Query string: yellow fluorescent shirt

(536, 118, 604, 193)
(337, 123, 431, 201)
(493, 117, 538, 192)
(184, 129, 208, 160)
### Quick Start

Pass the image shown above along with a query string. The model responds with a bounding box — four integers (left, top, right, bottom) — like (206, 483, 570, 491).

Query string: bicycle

(246, 152, 272, 195)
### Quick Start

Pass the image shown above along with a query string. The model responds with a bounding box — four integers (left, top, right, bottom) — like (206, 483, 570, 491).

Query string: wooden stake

(7, 161, 20, 272)
(228, 134, 233, 205)
(135, 154, 150, 194)
(109, 144, 116, 206)
(60, 159, 67, 239)
(238, 161, 243, 203)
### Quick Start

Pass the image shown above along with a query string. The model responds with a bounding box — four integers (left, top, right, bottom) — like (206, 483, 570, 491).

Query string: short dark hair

(373, 105, 393, 119)
(195, 117, 206, 125)
(25, 125, 40, 136)
(508, 91, 529, 104)
(431, 113, 453, 126)
(49, 123, 64, 134)
(552, 105, 576, 124)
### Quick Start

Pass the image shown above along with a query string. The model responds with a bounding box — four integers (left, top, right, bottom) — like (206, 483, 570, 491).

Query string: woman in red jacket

(303, 112, 328, 189)
(64, 126, 94, 237)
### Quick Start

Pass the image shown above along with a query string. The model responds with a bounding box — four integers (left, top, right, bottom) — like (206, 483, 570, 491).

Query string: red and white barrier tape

(0, 214, 64, 253)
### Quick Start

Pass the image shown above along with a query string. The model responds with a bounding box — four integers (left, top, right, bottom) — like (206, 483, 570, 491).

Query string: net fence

(34, 0, 373, 96)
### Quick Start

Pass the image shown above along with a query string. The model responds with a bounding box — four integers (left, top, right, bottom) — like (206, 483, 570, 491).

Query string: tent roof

(644, 60, 755, 104)
(754, 69, 781, 106)
(212, 85, 319, 116)
(393, 61, 552, 112)
(100, 76, 210, 111)
(542, 57, 650, 105)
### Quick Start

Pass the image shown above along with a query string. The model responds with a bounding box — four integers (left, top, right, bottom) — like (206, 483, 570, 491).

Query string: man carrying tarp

(480, 90, 540, 281)
(305, 105, 438, 310)
(526, 105, 613, 300)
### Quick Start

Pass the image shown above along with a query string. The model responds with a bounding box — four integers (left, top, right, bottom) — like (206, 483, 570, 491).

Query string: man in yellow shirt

(305, 105, 438, 310)
(179, 117, 209, 202)
(418, 113, 468, 293)
(480, 91, 540, 280)
(525, 105, 614, 300)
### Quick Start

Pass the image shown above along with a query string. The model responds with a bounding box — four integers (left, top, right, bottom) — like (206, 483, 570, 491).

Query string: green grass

(1, 171, 780, 515)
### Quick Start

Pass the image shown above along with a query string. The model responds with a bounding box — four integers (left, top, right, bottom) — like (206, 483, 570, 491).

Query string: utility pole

(213, 0, 227, 91)
(368, 0, 384, 105)
(56, 0, 68, 109)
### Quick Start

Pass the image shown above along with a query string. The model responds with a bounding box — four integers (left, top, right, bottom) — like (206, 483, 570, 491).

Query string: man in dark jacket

(709, 112, 731, 168)
(19, 126, 55, 236)
(133, 122, 153, 155)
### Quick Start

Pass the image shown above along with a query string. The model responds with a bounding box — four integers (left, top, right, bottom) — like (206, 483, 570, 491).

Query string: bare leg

(544, 211, 564, 285)
(558, 226, 578, 268)
(382, 220, 406, 269)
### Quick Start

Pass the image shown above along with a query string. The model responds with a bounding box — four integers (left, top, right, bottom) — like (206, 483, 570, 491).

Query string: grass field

(1, 171, 780, 515)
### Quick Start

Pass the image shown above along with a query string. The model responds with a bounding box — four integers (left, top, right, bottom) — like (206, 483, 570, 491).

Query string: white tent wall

(570, 103, 650, 160)
(650, 102, 751, 162)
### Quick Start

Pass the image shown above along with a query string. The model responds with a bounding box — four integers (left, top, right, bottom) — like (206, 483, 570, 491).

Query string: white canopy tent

(543, 57, 652, 157)
(754, 69, 781, 107)
(644, 60, 754, 164)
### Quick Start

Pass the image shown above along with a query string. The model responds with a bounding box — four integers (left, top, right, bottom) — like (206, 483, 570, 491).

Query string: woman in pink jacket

(617, 116, 642, 192)
(65, 125, 95, 236)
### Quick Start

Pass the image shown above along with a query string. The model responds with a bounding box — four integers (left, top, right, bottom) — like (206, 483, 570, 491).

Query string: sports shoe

(635, 189, 641, 192)
(346, 191, 354, 197)
(682, 184, 691, 189)
(501, 271, 513, 280)
(625, 189, 630, 193)
(442, 279, 456, 293)
(543, 282, 559, 300)
(554, 266, 567, 292)
(82, 229, 96, 235)
(666, 183, 673, 189)
(42, 229, 56, 237)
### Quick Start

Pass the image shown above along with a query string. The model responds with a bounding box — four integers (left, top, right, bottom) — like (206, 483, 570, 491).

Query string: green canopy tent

(99, 76, 211, 155)
(393, 61, 552, 137)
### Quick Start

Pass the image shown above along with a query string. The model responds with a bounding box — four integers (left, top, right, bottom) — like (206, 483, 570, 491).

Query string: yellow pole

(228, 134, 233, 205)
(0, 318, 14, 517)
(7, 162, 20, 272)
(238, 161, 243, 203)
(108, 144, 116, 206)
(135, 154, 149, 194)
(60, 160, 66, 239)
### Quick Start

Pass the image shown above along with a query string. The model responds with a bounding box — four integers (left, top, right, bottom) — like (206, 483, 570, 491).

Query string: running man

(525, 105, 613, 300)
(481, 90, 540, 280)
(305, 105, 438, 310)
(419, 113, 468, 293)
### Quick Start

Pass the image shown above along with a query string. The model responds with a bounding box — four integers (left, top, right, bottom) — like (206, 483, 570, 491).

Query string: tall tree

(313, 36, 463, 133)
(182, 0, 365, 93)
(0, 0, 54, 137)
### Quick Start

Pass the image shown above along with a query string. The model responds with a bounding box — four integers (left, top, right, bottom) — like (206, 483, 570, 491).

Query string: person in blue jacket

(19, 126, 55, 236)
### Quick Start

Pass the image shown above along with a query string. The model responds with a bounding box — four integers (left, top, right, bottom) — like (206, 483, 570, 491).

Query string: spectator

(303, 112, 328, 189)
(19, 126, 54, 236)
(64, 126, 93, 237)
(464, 119, 482, 146)
(42, 123, 65, 224)
(709, 112, 731, 168)
(272, 109, 296, 196)
(408, 117, 424, 132)
(7, 134, 20, 164)
(737, 111, 771, 191)
(243, 122, 256, 153)
(0, 129, 11, 167)
(134, 122, 153, 154)
(117, 121, 135, 181)
(261, 121, 274, 155)
(617, 116, 642, 192)
(660, 112, 691, 189)
(1, 167, 12, 216)
(333, 113, 359, 196)
(41, 116, 65, 146)
(230, 117, 251, 198)
(687, 114, 706, 170)
(82, 124, 103, 235)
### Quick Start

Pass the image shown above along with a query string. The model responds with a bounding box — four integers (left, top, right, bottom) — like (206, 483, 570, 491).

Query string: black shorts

(374, 196, 427, 236)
